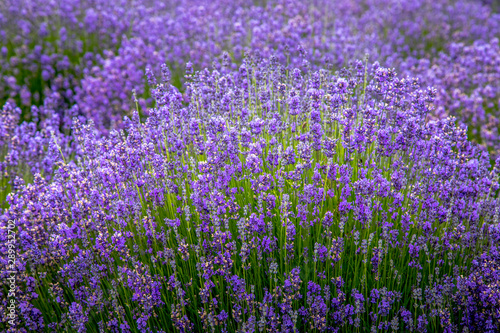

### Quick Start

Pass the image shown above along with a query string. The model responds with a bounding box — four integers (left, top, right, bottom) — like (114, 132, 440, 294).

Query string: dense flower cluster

(1, 0, 500, 332)
(401, 39, 500, 155)
(51, 0, 500, 138)
(1, 0, 500, 193)
(2, 56, 500, 332)
(1, 0, 499, 129)
(0, 0, 133, 110)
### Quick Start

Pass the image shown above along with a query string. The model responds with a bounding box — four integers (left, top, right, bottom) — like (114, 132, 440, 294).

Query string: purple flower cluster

(0, 0, 133, 110)
(1, 0, 500, 191)
(71, 0, 500, 137)
(401, 38, 500, 155)
(2, 0, 499, 129)
(1, 55, 499, 331)
(455, 245, 500, 332)
(1, 0, 500, 331)
(0, 97, 76, 209)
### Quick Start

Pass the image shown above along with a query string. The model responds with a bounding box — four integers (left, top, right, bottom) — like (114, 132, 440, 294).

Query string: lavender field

(1, 0, 500, 332)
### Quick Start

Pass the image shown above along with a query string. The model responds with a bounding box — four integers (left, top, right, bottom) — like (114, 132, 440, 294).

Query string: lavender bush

(73, 0, 500, 136)
(0, 0, 133, 112)
(2, 0, 499, 131)
(2, 57, 500, 332)
(401, 39, 500, 156)
(2, 0, 500, 192)
(1, 0, 500, 332)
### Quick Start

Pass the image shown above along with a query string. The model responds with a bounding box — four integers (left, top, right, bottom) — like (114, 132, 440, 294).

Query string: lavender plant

(0, 0, 133, 114)
(2, 57, 499, 332)
(3, 0, 499, 135)
(2, 0, 500, 331)
(2, 0, 500, 197)
(74, 0, 500, 135)
(401, 38, 500, 156)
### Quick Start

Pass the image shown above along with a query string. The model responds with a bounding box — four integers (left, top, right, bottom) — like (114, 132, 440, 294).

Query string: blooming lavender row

(0, 93, 80, 211)
(400, 38, 500, 156)
(2, 1, 499, 130)
(2, 0, 500, 202)
(1, 57, 499, 332)
(75, 0, 500, 137)
(0, 0, 136, 111)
